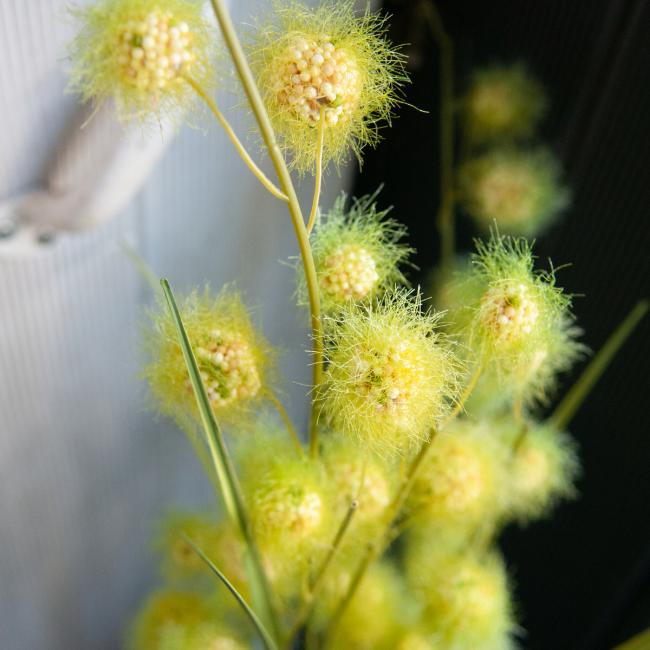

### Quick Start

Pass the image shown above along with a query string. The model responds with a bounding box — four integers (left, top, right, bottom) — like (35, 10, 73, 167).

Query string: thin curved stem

(421, 0, 455, 269)
(307, 108, 326, 234)
(208, 0, 324, 459)
(185, 76, 288, 202)
(265, 390, 304, 455)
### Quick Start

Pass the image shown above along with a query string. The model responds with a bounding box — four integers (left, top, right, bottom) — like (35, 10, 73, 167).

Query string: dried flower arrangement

(67, 1, 647, 648)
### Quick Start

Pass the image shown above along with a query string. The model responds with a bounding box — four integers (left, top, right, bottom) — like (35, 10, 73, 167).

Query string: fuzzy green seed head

(407, 547, 515, 650)
(445, 233, 579, 405)
(236, 427, 332, 584)
(158, 623, 246, 650)
(329, 562, 409, 649)
(304, 192, 411, 313)
(320, 290, 459, 455)
(249, 1, 406, 172)
(144, 286, 275, 427)
(408, 420, 504, 530)
(458, 147, 570, 236)
(495, 419, 579, 524)
(69, 0, 214, 122)
(395, 632, 436, 650)
(463, 63, 547, 144)
(127, 590, 215, 650)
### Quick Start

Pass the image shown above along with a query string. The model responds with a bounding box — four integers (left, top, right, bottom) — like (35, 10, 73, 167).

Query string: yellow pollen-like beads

(194, 329, 261, 409)
(117, 9, 196, 93)
(272, 35, 362, 125)
(353, 341, 423, 416)
(482, 282, 540, 341)
(321, 244, 379, 302)
(476, 165, 536, 223)
(428, 444, 484, 513)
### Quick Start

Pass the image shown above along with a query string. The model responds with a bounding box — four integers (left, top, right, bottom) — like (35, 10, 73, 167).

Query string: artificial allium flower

(303, 191, 412, 313)
(320, 290, 459, 455)
(157, 623, 246, 650)
(144, 286, 274, 426)
(408, 420, 504, 531)
(495, 419, 579, 525)
(127, 590, 216, 650)
(462, 63, 547, 144)
(446, 233, 579, 404)
(407, 546, 515, 650)
(249, 0, 406, 172)
(321, 434, 396, 538)
(69, 0, 214, 121)
(458, 147, 570, 236)
(327, 562, 410, 650)
(236, 428, 332, 583)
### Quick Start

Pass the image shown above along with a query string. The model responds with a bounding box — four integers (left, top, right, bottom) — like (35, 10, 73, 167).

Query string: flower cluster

(249, 0, 406, 172)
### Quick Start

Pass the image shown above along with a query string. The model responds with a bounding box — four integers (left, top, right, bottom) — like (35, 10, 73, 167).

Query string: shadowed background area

(353, 1, 650, 648)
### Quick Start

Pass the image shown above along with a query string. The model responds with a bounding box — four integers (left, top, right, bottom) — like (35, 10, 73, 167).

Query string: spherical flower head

(462, 63, 547, 144)
(303, 191, 412, 313)
(249, 0, 406, 172)
(407, 547, 516, 650)
(408, 420, 504, 530)
(496, 419, 579, 524)
(69, 0, 215, 122)
(447, 233, 579, 404)
(458, 147, 570, 236)
(158, 622, 246, 650)
(236, 427, 333, 586)
(320, 290, 459, 455)
(322, 435, 397, 538)
(127, 590, 214, 650)
(329, 562, 409, 650)
(144, 286, 275, 427)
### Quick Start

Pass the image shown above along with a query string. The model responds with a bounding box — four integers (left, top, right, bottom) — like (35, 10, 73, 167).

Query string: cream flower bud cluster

(116, 10, 195, 92)
(334, 463, 390, 519)
(196, 329, 261, 408)
(321, 244, 379, 302)
(482, 283, 540, 342)
(272, 35, 362, 126)
(430, 446, 484, 512)
(514, 447, 550, 494)
(211, 639, 244, 650)
(476, 164, 536, 223)
(354, 341, 422, 415)
(262, 488, 323, 536)
(469, 82, 516, 131)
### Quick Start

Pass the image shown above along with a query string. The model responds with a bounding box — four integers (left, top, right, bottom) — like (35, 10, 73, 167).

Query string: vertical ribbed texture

(0, 1, 351, 648)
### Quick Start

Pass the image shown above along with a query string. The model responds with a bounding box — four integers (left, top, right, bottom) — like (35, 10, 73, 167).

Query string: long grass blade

(183, 535, 278, 650)
(160, 279, 281, 642)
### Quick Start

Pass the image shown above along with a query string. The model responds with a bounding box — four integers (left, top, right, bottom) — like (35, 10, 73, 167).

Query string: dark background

(352, 1, 650, 648)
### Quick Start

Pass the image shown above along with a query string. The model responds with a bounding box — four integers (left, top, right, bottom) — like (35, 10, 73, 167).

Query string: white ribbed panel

(0, 1, 351, 648)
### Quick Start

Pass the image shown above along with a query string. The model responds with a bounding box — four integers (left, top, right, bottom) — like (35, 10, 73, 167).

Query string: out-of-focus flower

(462, 63, 547, 144)
(320, 290, 459, 455)
(143, 286, 275, 427)
(304, 191, 412, 313)
(249, 0, 406, 172)
(69, 0, 215, 121)
(458, 147, 570, 236)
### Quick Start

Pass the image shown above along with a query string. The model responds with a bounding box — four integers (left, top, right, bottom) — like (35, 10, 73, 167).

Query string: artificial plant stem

(307, 108, 326, 235)
(208, 0, 325, 457)
(422, 0, 455, 269)
(160, 279, 281, 644)
(265, 390, 304, 455)
(327, 362, 484, 629)
(185, 76, 288, 202)
(550, 299, 649, 430)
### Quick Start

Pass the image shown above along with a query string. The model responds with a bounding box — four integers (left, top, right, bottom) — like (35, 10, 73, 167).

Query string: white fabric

(0, 1, 351, 648)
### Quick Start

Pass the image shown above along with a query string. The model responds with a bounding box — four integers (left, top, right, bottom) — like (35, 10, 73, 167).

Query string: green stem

(306, 108, 326, 235)
(422, 1, 455, 269)
(550, 300, 648, 430)
(208, 0, 324, 458)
